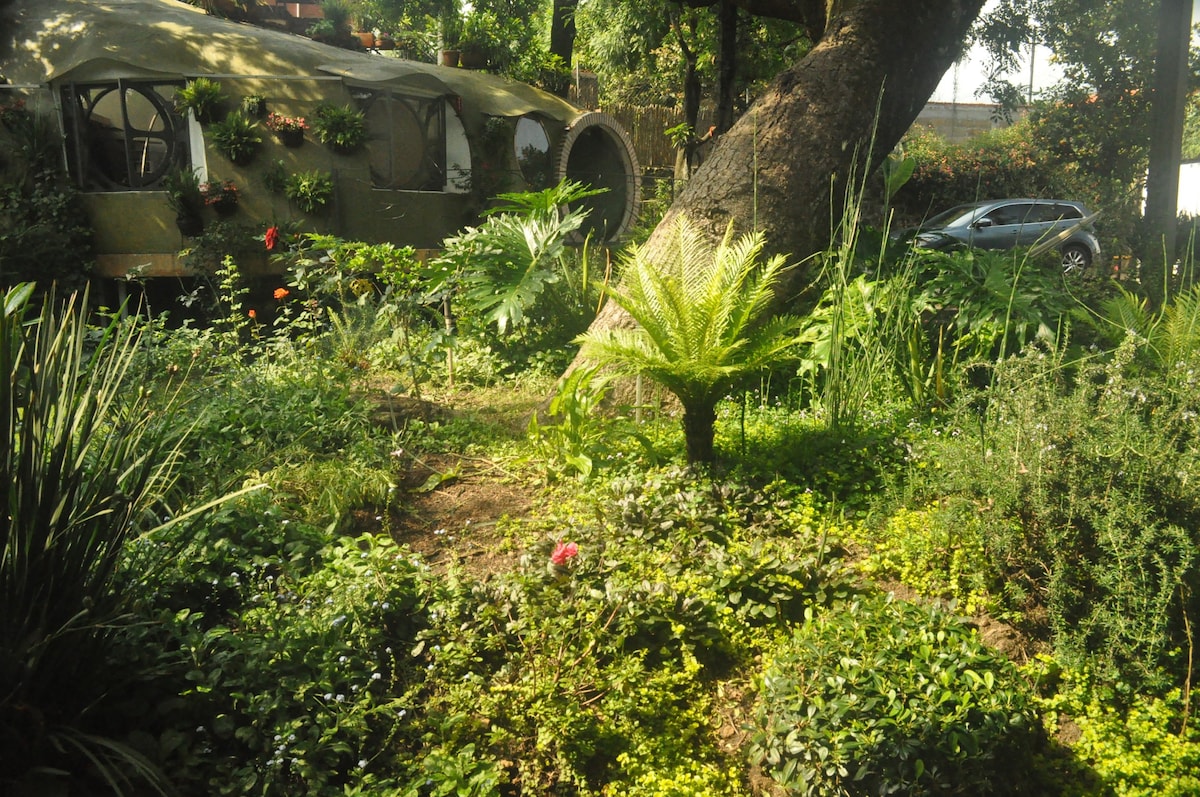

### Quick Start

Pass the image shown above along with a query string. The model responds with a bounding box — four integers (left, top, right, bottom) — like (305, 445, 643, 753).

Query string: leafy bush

(408, 468, 848, 794)
(845, 502, 992, 615)
(128, 533, 436, 796)
(750, 594, 1043, 796)
(0, 101, 94, 290)
(895, 123, 1079, 229)
(208, 111, 262, 166)
(899, 336, 1200, 690)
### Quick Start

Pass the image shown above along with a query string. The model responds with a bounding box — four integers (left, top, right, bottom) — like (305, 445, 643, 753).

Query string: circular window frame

(554, 111, 641, 242)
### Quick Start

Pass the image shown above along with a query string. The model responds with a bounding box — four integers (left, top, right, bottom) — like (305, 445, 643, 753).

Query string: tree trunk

(682, 401, 718, 464)
(549, 0, 578, 98)
(573, 0, 983, 362)
(672, 8, 703, 183)
(716, 0, 738, 134)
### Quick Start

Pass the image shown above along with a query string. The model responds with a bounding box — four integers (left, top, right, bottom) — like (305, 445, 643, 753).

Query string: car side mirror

(972, 218, 993, 229)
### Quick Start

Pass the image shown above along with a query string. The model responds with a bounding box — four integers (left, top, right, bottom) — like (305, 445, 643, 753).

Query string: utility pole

(1143, 0, 1193, 306)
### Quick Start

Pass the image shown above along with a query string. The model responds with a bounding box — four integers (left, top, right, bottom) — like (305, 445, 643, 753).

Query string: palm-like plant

(576, 215, 805, 463)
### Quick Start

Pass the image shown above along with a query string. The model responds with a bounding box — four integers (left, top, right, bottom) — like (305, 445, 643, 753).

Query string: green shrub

(0, 101, 94, 290)
(208, 111, 262, 166)
(311, 103, 367, 154)
(750, 594, 1043, 796)
(132, 533, 436, 796)
(408, 468, 847, 794)
(285, 169, 334, 213)
(846, 502, 992, 615)
(900, 336, 1200, 690)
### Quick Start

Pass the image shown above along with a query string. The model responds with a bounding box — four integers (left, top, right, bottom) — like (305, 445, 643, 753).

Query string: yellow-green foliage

(848, 502, 991, 615)
(1031, 658, 1200, 797)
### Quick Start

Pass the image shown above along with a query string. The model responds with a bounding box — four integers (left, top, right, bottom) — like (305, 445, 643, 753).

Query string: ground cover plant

(5, 177, 1200, 796)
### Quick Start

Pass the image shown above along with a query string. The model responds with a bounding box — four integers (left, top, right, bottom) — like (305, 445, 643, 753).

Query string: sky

(930, 0, 1200, 105)
(929, 40, 1062, 105)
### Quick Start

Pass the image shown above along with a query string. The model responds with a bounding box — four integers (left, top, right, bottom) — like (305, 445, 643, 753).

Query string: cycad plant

(0, 285, 183, 795)
(577, 215, 805, 463)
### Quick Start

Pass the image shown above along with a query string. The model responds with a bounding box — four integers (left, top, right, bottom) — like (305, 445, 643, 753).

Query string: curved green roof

(1, 0, 582, 120)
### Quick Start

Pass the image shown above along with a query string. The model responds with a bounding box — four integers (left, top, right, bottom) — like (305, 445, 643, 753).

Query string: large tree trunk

(573, 0, 984, 365)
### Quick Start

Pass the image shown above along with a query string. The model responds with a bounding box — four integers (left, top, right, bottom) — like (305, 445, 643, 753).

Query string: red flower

(248, 308, 257, 320)
(274, 287, 289, 300)
(265, 225, 280, 251)
(550, 541, 578, 566)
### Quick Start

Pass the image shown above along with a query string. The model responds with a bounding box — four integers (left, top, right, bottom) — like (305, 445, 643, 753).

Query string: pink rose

(550, 541, 578, 566)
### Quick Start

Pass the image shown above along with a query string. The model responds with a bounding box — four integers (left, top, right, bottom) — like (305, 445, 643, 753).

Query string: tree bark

(716, 0, 738, 134)
(683, 402, 718, 464)
(549, 0, 578, 98)
(573, 0, 984, 362)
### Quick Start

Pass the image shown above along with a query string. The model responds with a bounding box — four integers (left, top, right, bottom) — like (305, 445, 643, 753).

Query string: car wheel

(1061, 243, 1092, 272)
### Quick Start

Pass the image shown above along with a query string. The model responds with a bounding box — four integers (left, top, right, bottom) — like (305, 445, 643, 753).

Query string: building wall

(910, 101, 1027, 144)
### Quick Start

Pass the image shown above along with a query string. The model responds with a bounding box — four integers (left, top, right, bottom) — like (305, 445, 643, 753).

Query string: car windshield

(920, 203, 983, 229)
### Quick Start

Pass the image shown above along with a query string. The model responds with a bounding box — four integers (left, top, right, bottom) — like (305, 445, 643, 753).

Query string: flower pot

(439, 49, 460, 67)
(175, 213, 204, 237)
(211, 198, 238, 217)
(376, 34, 395, 50)
(459, 48, 487, 69)
(276, 128, 304, 148)
(356, 31, 376, 49)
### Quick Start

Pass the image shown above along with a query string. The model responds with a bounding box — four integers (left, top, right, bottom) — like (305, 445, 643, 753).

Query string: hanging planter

(175, 213, 204, 237)
(265, 112, 308, 148)
(201, 179, 240, 216)
(311, 104, 367, 155)
(208, 111, 262, 166)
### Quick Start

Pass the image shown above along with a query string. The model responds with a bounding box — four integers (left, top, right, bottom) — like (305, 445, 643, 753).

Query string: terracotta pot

(439, 49, 460, 67)
(459, 48, 487, 69)
(356, 31, 375, 48)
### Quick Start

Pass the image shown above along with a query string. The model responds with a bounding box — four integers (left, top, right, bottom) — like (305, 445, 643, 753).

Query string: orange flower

(248, 308, 257, 319)
(274, 287, 290, 300)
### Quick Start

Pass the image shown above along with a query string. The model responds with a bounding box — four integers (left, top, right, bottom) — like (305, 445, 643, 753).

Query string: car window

(1052, 203, 1083, 221)
(981, 204, 1030, 226)
(924, 203, 980, 227)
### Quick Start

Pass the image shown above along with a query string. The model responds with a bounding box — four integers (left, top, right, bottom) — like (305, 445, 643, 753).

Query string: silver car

(906, 199, 1102, 271)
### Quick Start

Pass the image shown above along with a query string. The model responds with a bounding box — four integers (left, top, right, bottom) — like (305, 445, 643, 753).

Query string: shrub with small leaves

(750, 594, 1043, 796)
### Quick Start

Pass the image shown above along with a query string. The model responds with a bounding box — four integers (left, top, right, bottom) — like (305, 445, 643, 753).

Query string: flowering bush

(265, 112, 308, 134)
(200, 179, 239, 208)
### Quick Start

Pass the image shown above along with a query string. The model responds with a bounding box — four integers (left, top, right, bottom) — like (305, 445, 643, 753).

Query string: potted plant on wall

(174, 77, 225, 124)
(241, 93, 267, 118)
(164, 166, 206, 236)
(310, 103, 367, 154)
(208, 111, 263, 166)
(264, 112, 308, 147)
(285, 170, 334, 214)
(200, 178, 240, 216)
